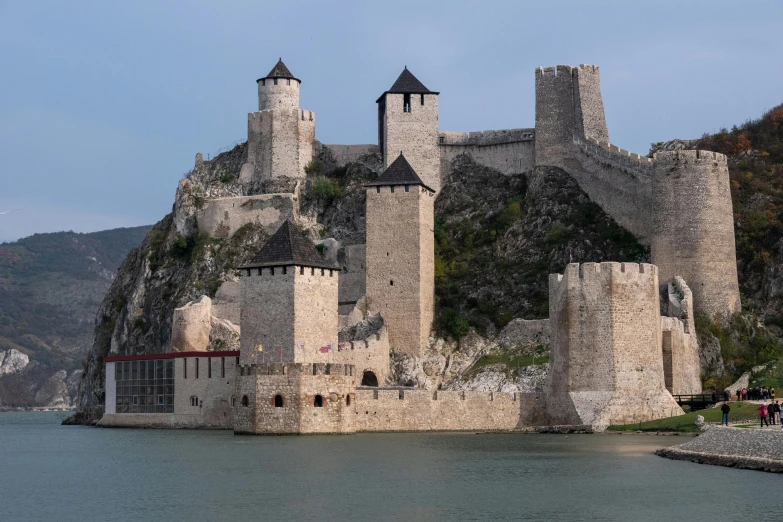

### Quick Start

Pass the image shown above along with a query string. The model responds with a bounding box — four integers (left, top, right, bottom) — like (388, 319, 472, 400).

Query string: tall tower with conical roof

(365, 153, 435, 356)
(247, 59, 315, 187)
(377, 67, 441, 192)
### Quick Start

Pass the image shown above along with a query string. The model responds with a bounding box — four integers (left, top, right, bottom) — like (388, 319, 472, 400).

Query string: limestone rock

(695, 415, 706, 430)
(0, 349, 30, 375)
(34, 370, 71, 409)
(497, 319, 550, 348)
(209, 317, 240, 351)
(172, 296, 212, 352)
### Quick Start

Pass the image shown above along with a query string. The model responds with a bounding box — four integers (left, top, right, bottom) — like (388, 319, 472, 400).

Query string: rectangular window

(271, 267, 275, 276)
(282, 266, 287, 275)
(376, 186, 380, 193)
(403, 93, 411, 113)
(221, 357, 225, 378)
(273, 78, 278, 85)
(300, 266, 304, 275)
(245, 268, 251, 276)
(286, 78, 290, 85)
(184, 359, 187, 379)
(420, 93, 424, 105)
(236, 357, 239, 365)
(404, 185, 409, 192)
(208, 358, 212, 378)
(116, 358, 176, 414)
(390, 186, 395, 193)
(260, 79, 265, 86)
(321, 268, 324, 276)
(195, 358, 199, 379)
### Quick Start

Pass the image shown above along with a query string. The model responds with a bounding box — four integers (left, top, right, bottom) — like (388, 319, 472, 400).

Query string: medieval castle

(99, 59, 737, 433)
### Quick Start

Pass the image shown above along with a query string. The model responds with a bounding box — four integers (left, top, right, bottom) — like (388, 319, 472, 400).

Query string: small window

(132, 395, 139, 406)
(271, 267, 275, 276)
(286, 78, 290, 85)
(274, 395, 284, 407)
(390, 280, 394, 286)
(282, 266, 287, 275)
(314, 395, 323, 407)
(241, 395, 249, 407)
(321, 268, 325, 276)
(245, 268, 251, 276)
(184, 359, 187, 379)
(399, 390, 405, 400)
(300, 266, 304, 275)
(404, 185, 409, 192)
(195, 358, 199, 379)
(260, 79, 265, 86)
(221, 357, 225, 378)
(390, 186, 395, 193)
(439, 136, 445, 144)
(420, 93, 424, 105)
(273, 78, 278, 85)
(376, 186, 380, 193)
(231, 396, 236, 407)
(311, 267, 315, 275)
(346, 394, 351, 406)
(236, 357, 239, 365)
(190, 396, 198, 407)
(158, 395, 164, 405)
(403, 93, 411, 112)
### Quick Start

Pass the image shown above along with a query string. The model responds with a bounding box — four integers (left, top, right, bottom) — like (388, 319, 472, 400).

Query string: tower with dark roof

(238, 219, 338, 365)
(364, 154, 435, 356)
(377, 67, 441, 192)
(246, 59, 315, 185)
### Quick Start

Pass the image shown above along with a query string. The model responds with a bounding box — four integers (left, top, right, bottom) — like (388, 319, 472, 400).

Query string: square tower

(239, 219, 338, 365)
(247, 59, 315, 184)
(365, 154, 435, 356)
(377, 67, 441, 192)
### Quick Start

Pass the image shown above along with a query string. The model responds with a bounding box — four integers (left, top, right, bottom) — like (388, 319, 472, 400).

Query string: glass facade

(115, 359, 175, 413)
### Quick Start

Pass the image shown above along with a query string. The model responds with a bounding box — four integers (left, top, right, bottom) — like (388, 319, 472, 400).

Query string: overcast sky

(1, 0, 781, 243)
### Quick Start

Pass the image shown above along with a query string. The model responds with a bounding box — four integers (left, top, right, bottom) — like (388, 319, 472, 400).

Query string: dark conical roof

(376, 66, 438, 102)
(364, 153, 434, 192)
(257, 58, 300, 83)
(242, 220, 334, 269)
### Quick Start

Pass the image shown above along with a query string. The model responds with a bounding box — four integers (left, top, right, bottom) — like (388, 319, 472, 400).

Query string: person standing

(768, 403, 776, 425)
(721, 402, 731, 426)
(774, 401, 781, 425)
(759, 403, 770, 428)
(742, 388, 747, 401)
(772, 388, 776, 400)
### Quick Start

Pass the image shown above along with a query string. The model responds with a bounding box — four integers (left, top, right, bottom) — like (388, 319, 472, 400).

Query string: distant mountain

(0, 225, 151, 408)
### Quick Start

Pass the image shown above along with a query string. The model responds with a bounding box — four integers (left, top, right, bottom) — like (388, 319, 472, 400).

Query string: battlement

(573, 136, 654, 176)
(239, 362, 355, 377)
(299, 109, 314, 121)
(438, 128, 535, 147)
(652, 149, 728, 166)
(549, 262, 658, 293)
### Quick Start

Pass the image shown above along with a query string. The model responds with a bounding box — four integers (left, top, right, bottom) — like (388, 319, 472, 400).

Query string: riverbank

(608, 401, 761, 432)
(655, 426, 783, 473)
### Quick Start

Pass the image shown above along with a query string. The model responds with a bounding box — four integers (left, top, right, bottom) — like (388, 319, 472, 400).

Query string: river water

(1, 413, 778, 521)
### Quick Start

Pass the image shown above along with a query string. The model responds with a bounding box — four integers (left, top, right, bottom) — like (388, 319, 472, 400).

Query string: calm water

(1, 413, 779, 521)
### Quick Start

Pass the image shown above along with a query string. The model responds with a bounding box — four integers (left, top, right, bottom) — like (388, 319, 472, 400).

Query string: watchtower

(235, 219, 356, 435)
(377, 67, 441, 192)
(247, 59, 315, 184)
(365, 154, 435, 356)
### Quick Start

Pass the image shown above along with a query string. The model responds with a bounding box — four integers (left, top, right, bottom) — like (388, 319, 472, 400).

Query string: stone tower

(365, 154, 435, 356)
(246, 59, 315, 185)
(377, 67, 441, 192)
(546, 263, 683, 429)
(534, 64, 609, 167)
(234, 219, 356, 435)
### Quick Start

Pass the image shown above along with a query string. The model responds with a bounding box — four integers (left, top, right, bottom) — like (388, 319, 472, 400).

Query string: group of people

(734, 387, 776, 401)
(757, 401, 782, 427)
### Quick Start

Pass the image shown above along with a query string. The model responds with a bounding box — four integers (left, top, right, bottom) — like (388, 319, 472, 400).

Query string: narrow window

(236, 357, 239, 365)
(241, 395, 249, 407)
(346, 394, 351, 406)
(282, 266, 287, 275)
(245, 268, 250, 276)
(158, 395, 164, 405)
(399, 390, 404, 400)
(311, 267, 314, 275)
(231, 396, 236, 407)
(208, 358, 212, 378)
(274, 395, 284, 407)
(376, 186, 380, 193)
(390, 280, 394, 286)
(195, 358, 199, 379)
(321, 268, 325, 276)
(184, 359, 187, 379)
(405, 185, 409, 192)
(286, 78, 290, 85)
(221, 357, 225, 378)
(190, 396, 198, 407)
(420, 93, 424, 105)
(390, 186, 395, 193)
(439, 136, 445, 144)
(403, 93, 411, 112)
(271, 267, 275, 276)
(300, 266, 304, 275)
(273, 78, 278, 85)
(260, 79, 265, 86)
(314, 395, 323, 407)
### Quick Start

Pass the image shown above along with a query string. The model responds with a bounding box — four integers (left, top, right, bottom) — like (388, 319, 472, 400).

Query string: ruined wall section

(438, 129, 535, 175)
(382, 93, 440, 191)
(323, 144, 380, 167)
(354, 389, 536, 432)
(196, 194, 296, 238)
(652, 151, 741, 320)
(546, 263, 682, 429)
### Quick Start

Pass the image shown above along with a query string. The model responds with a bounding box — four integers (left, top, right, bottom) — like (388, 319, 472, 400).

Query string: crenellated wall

(438, 129, 535, 176)
(546, 263, 683, 429)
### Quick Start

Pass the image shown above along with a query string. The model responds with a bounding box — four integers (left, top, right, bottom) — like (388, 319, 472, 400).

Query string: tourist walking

(742, 388, 747, 401)
(736, 389, 741, 401)
(721, 402, 730, 426)
(768, 403, 776, 425)
(759, 403, 769, 427)
(774, 401, 781, 424)
(772, 387, 776, 400)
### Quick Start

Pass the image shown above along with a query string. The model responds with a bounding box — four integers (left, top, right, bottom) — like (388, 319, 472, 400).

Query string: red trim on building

(104, 351, 239, 362)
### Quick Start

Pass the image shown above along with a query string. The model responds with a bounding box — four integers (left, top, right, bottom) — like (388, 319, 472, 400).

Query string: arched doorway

(361, 370, 378, 387)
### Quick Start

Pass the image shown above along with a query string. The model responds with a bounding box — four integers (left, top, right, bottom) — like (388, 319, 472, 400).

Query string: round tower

(257, 58, 300, 111)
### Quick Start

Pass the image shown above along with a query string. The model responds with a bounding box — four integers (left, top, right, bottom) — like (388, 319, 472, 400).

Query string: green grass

(466, 353, 549, 379)
(607, 402, 764, 433)
(747, 358, 783, 390)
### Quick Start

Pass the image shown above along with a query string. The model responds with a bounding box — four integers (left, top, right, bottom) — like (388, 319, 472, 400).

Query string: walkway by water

(1, 413, 780, 521)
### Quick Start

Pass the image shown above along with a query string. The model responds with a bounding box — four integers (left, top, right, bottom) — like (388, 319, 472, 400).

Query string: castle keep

(100, 58, 738, 433)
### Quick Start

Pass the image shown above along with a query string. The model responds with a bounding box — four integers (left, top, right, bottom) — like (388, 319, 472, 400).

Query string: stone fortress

(99, 58, 736, 433)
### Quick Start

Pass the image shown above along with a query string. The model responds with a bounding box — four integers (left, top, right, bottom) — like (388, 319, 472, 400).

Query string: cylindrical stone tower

(257, 58, 300, 110)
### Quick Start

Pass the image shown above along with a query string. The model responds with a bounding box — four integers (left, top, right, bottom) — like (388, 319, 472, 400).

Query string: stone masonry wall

(546, 263, 683, 429)
(240, 268, 295, 365)
(196, 194, 296, 239)
(337, 243, 366, 312)
(354, 389, 536, 432)
(382, 92, 440, 191)
(258, 78, 299, 111)
(439, 129, 535, 176)
(292, 268, 339, 363)
(247, 109, 314, 183)
(323, 144, 380, 167)
(171, 296, 212, 352)
(366, 185, 435, 356)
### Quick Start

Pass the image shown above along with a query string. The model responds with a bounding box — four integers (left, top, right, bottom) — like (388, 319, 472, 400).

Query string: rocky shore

(655, 426, 783, 473)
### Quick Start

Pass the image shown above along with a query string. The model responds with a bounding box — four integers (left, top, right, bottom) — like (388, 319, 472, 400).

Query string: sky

(1, 0, 781, 243)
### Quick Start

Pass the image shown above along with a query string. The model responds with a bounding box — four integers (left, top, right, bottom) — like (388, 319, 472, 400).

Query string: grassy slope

(608, 402, 763, 432)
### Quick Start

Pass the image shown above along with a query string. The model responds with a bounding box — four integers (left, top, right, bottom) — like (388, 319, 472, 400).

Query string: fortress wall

(196, 194, 296, 238)
(382, 92, 440, 191)
(323, 144, 380, 167)
(439, 140, 535, 176)
(547, 263, 682, 428)
(212, 281, 240, 325)
(247, 109, 314, 182)
(258, 78, 299, 111)
(661, 316, 701, 395)
(354, 389, 536, 432)
(297, 110, 315, 176)
(573, 65, 609, 143)
(338, 244, 366, 308)
(240, 268, 295, 365)
(651, 151, 741, 320)
(292, 268, 339, 363)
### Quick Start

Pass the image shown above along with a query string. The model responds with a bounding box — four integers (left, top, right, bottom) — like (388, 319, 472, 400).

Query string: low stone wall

(196, 194, 297, 238)
(656, 427, 783, 473)
(98, 412, 232, 429)
(354, 388, 536, 432)
(323, 144, 380, 167)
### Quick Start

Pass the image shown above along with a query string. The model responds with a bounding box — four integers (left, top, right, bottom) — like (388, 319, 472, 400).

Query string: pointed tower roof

(257, 58, 301, 84)
(364, 153, 434, 192)
(376, 67, 438, 102)
(242, 220, 334, 269)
